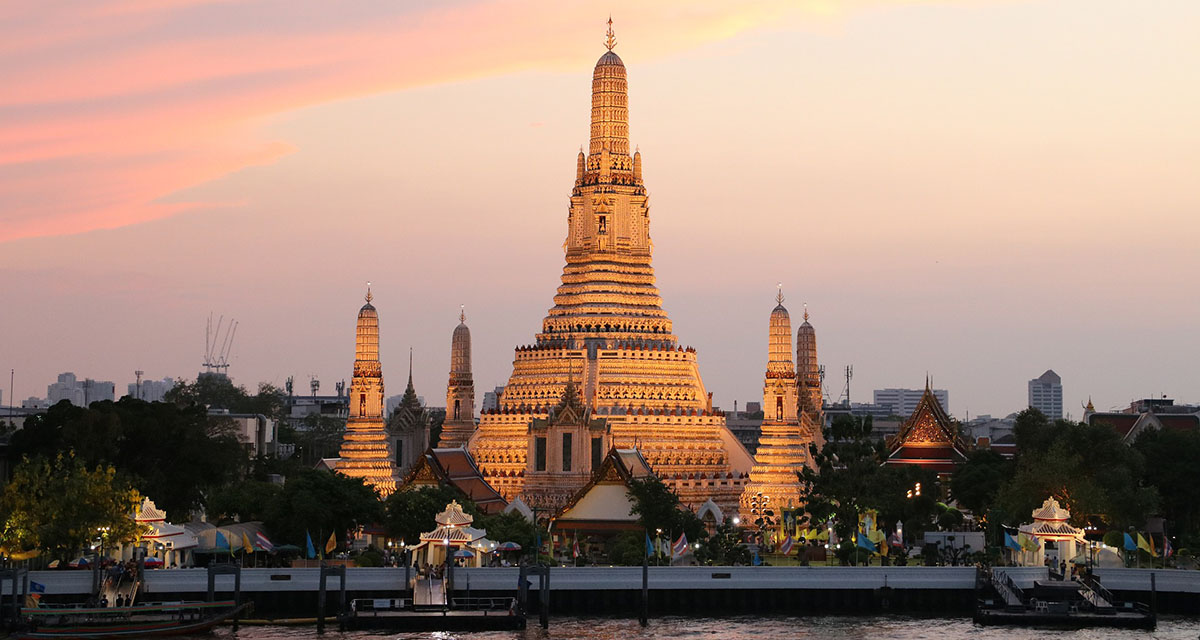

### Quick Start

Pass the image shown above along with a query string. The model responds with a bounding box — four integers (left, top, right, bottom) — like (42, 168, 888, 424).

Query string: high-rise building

(468, 23, 752, 515)
(874, 387, 950, 418)
(47, 372, 115, 407)
(741, 290, 815, 517)
(1028, 369, 1063, 420)
(336, 286, 400, 496)
(438, 309, 476, 447)
(127, 377, 175, 402)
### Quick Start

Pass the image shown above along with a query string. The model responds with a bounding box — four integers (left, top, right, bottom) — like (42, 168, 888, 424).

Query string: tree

(164, 376, 286, 421)
(1133, 428, 1200, 545)
(475, 511, 540, 555)
(627, 477, 706, 544)
(279, 414, 346, 467)
(206, 480, 283, 524)
(382, 485, 474, 546)
(950, 449, 1011, 515)
(8, 398, 248, 520)
(0, 453, 142, 560)
(264, 469, 382, 549)
(997, 414, 1158, 530)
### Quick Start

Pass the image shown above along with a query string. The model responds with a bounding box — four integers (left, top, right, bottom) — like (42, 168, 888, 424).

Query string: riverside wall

(5, 566, 1198, 616)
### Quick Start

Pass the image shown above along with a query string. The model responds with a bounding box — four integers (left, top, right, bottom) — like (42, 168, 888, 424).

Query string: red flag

(572, 539, 580, 558)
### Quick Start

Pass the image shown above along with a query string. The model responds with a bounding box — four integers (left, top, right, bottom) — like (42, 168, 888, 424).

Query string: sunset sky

(2, 0, 1198, 418)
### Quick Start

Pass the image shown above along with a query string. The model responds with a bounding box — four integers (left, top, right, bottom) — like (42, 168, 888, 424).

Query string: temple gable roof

(885, 383, 968, 470)
(553, 448, 654, 530)
(399, 447, 508, 514)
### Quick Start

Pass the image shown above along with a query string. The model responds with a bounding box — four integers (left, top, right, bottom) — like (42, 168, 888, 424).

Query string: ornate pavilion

(466, 22, 752, 516)
(1014, 497, 1085, 567)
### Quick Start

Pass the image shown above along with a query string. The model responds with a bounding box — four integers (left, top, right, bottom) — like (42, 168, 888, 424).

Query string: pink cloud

(0, 0, 909, 242)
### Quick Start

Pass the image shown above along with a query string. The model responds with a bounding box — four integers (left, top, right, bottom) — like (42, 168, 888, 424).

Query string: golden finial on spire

(605, 15, 616, 51)
(803, 302, 809, 322)
(460, 304, 466, 324)
(365, 281, 373, 303)
(776, 282, 784, 305)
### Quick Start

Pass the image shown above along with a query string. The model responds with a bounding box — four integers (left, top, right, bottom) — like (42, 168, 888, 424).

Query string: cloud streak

(0, 0, 938, 242)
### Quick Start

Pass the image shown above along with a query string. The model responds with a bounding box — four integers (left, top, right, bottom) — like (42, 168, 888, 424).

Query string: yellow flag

(326, 532, 337, 555)
(242, 532, 255, 554)
(1137, 533, 1157, 557)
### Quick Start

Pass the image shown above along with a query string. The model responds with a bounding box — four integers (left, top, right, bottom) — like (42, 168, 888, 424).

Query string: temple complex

(336, 285, 401, 496)
(468, 21, 752, 516)
(438, 309, 476, 448)
(740, 290, 816, 517)
(883, 380, 969, 477)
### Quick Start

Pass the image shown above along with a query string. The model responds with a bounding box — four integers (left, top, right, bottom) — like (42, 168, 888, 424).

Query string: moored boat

(17, 600, 252, 640)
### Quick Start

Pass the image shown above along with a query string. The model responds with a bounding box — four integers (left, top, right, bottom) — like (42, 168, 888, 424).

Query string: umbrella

(453, 549, 475, 558)
(273, 544, 302, 555)
(143, 557, 164, 567)
(68, 557, 90, 569)
(497, 542, 522, 551)
(48, 560, 61, 569)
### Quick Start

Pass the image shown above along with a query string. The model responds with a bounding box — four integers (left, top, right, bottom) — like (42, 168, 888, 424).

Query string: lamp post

(655, 528, 663, 566)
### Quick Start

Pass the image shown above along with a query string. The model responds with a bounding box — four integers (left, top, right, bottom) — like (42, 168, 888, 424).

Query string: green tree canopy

(1133, 428, 1200, 545)
(950, 448, 1012, 516)
(997, 409, 1158, 529)
(1, 453, 143, 560)
(264, 469, 382, 550)
(800, 414, 939, 544)
(383, 485, 475, 546)
(627, 477, 706, 544)
(7, 398, 247, 519)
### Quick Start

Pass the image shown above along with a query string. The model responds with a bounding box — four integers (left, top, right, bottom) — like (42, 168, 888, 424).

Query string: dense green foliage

(800, 414, 940, 545)
(7, 398, 247, 519)
(1, 453, 143, 560)
(263, 469, 383, 551)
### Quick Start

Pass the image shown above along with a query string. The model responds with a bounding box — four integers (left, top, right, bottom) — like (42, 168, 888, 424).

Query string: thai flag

(779, 535, 794, 555)
(672, 533, 689, 557)
(255, 532, 274, 552)
(1163, 536, 1173, 558)
(572, 540, 580, 558)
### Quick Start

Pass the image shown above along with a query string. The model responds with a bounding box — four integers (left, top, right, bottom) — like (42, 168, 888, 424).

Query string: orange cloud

(0, 0, 940, 243)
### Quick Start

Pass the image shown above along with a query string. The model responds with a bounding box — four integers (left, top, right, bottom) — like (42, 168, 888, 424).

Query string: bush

(355, 550, 384, 567)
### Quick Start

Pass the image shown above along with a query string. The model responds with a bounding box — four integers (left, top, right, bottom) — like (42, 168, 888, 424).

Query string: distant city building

(208, 410, 278, 457)
(22, 397, 48, 409)
(1087, 396, 1200, 444)
(47, 372, 115, 407)
(874, 387, 949, 418)
(126, 377, 175, 402)
(481, 386, 505, 413)
(724, 400, 763, 454)
(1028, 369, 1063, 420)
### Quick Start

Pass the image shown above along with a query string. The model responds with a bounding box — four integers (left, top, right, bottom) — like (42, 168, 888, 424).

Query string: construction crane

(203, 313, 238, 377)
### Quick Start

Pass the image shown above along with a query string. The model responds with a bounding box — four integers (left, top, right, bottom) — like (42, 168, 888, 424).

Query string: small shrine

(412, 500, 493, 568)
(1015, 497, 1085, 567)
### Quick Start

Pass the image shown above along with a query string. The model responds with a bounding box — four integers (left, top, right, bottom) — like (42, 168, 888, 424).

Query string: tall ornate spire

(439, 309, 476, 447)
(742, 293, 809, 515)
(605, 15, 616, 51)
(796, 302, 822, 426)
(338, 287, 399, 496)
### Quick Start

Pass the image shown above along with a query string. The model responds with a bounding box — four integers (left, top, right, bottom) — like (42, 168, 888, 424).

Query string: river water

(211, 615, 1200, 640)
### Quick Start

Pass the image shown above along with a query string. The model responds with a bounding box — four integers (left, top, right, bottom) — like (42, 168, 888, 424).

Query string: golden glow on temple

(337, 283, 401, 496)
(740, 290, 818, 517)
(468, 22, 753, 514)
(438, 307, 476, 448)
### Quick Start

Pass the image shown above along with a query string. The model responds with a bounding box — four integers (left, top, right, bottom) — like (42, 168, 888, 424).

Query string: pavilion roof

(135, 497, 167, 523)
(1031, 496, 1071, 522)
(553, 448, 654, 528)
(435, 500, 474, 527)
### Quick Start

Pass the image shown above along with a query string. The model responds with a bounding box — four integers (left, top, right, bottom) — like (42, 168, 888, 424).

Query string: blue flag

(645, 533, 654, 557)
(30, 581, 45, 594)
(215, 530, 230, 550)
(1123, 533, 1136, 551)
(856, 532, 877, 552)
(1004, 532, 1022, 551)
(306, 531, 317, 559)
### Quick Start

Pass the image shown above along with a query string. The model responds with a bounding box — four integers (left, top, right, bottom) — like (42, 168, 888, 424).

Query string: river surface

(207, 615, 1200, 640)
